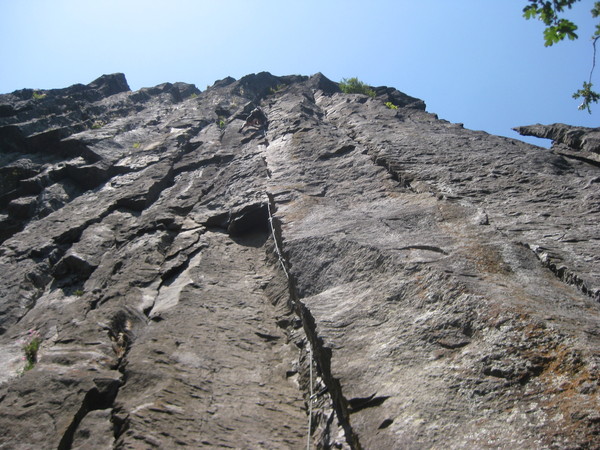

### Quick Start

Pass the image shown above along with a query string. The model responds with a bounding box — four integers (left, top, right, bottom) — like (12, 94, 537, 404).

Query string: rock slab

(0, 72, 599, 448)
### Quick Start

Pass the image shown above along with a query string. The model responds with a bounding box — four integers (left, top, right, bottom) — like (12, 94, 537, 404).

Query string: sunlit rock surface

(0, 72, 599, 448)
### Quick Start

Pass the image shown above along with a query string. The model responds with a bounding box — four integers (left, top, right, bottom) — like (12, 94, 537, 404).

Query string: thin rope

(265, 197, 312, 448)
(266, 199, 289, 280)
(307, 344, 313, 450)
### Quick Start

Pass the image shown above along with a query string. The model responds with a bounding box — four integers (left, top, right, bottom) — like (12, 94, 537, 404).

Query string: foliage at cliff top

(339, 77, 376, 98)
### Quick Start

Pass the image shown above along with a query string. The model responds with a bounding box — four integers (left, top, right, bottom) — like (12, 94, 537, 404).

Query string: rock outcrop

(0, 72, 599, 449)
(516, 122, 600, 166)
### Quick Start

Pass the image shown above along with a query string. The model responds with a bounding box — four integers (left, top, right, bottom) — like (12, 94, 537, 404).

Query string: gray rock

(0, 72, 598, 449)
(515, 123, 600, 153)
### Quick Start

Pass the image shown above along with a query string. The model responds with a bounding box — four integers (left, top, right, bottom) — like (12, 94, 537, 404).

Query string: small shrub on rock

(22, 329, 41, 371)
(269, 84, 286, 95)
(339, 77, 376, 98)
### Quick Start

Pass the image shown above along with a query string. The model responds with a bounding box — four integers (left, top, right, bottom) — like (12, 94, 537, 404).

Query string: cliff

(0, 72, 599, 449)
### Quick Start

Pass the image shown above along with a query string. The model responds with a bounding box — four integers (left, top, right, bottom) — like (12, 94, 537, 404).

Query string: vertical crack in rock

(109, 228, 309, 448)
(266, 193, 360, 449)
(57, 309, 142, 450)
(57, 377, 121, 450)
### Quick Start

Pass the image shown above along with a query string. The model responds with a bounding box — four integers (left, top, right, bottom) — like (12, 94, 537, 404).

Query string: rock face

(0, 72, 599, 449)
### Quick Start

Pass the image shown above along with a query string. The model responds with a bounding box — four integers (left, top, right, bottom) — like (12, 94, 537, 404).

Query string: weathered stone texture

(0, 72, 598, 449)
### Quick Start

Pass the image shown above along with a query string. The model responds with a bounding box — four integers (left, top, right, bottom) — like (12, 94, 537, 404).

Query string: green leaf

(543, 20, 578, 46)
(558, 18, 578, 39)
(539, 2, 557, 25)
(523, 5, 539, 20)
(544, 26, 560, 46)
(572, 81, 600, 113)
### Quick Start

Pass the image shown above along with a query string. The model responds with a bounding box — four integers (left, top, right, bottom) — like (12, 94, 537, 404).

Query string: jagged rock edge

(523, 242, 600, 302)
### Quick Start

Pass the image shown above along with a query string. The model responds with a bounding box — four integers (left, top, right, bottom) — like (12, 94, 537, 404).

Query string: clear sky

(1, 0, 598, 146)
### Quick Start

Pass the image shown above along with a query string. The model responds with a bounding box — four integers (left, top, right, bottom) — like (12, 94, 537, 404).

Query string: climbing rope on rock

(266, 196, 314, 449)
(266, 198, 289, 280)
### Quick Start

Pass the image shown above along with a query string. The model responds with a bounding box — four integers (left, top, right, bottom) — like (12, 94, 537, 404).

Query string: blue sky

(1, 0, 598, 146)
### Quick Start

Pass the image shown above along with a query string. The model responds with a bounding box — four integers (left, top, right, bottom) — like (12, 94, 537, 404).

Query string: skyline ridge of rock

(0, 72, 599, 448)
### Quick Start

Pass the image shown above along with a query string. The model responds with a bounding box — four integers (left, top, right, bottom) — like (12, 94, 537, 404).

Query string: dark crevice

(378, 418, 394, 429)
(347, 394, 390, 413)
(438, 339, 470, 350)
(254, 331, 281, 342)
(204, 202, 269, 238)
(159, 243, 206, 286)
(266, 192, 362, 450)
(372, 154, 416, 192)
(228, 203, 269, 236)
(522, 243, 599, 302)
(59, 308, 140, 449)
(111, 407, 130, 444)
(317, 144, 356, 160)
(0, 125, 100, 164)
(57, 378, 121, 450)
(204, 211, 230, 230)
(298, 303, 360, 449)
(240, 129, 269, 145)
(173, 152, 234, 174)
(554, 148, 600, 168)
(0, 217, 24, 245)
(398, 245, 449, 255)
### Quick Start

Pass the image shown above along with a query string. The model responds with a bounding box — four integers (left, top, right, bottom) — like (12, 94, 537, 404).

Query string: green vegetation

(74, 289, 84, 296)
(523, 0, 579, 46)
(22, 330, 41, 372)
(573, 82, 600, 113)
(385, 101, 399, 110)
(217, 116, 226, 129)
(32, 91, 46, 100)
(91, 120, 105, 129)
(523, 0, 600, 112)
(339, 77, 376, 98)
(269, 84, 287, 95)
(133, 142, 141, 149)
